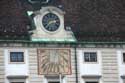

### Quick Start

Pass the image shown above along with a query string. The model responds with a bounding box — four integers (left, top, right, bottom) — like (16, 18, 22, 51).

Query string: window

(45, 75, 63, 83)
(10, 52, 24, 62)
(123, 53, 125, 63)
(86, 82, 98, 83)
(84, 52, 97, 62)
(49, 82, 60, 83)
(11, 82, 24, 83)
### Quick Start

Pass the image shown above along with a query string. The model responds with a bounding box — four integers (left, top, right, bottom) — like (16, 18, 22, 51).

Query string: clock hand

(49, 20, 56, 24)
(45, 21, 52, 28)
(46, 20, 57, 28)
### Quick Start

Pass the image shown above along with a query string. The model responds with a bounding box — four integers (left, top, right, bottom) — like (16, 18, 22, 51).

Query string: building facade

(0, 0, 125, 83)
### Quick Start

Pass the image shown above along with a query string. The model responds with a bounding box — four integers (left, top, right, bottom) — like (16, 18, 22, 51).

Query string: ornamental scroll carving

(37, 48, 71, 75)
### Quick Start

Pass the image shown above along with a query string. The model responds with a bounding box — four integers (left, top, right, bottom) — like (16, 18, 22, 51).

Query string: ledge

(45, 75, 64, 79)
(82, 75, 102, 79)
(7, 75, 28, 79)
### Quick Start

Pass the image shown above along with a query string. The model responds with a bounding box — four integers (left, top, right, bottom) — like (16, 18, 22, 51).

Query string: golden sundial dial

(37, 48, 71, 75)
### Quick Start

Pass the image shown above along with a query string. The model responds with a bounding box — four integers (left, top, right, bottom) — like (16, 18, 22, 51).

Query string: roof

(0, 0, 125, 42)
(63, 0, 125, 42)
(0, 0, 31, 40)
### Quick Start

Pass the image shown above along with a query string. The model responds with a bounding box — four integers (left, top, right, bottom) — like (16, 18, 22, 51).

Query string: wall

(28, 48, 44, 83)
(28, 48, 77, 83)
(0, 49, 4, 83)
(4, 49, 29, 83)
(101, 49, 119, 83)
(77, 48, 121, 83)
(117, 50, 125, 83)
(78, 49, 102, 75)
(1, 46, 125, 83)
(77, 49, 102, 83)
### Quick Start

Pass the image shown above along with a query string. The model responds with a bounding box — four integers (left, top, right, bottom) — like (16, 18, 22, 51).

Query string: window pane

(84, 53, 90, 62)
(123, 53, 125, 62)
(10, 54, 17, 62)
(17, 53, 24, 62)
(10, 52, 24, 62)
(90, 53, 97, 62)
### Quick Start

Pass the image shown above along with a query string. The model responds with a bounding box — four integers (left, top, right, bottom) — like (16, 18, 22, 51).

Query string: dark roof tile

(62, 0, 125, 41)
(0, 0, 31, 39)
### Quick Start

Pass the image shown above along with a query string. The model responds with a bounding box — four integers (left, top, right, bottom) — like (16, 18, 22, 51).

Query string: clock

(42, 13, 60, 32)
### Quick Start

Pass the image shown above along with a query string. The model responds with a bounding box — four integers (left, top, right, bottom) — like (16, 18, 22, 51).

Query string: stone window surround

(8, 49, 26, 64)
(82, 51, 99, 64)
(10, 52, 24, 62)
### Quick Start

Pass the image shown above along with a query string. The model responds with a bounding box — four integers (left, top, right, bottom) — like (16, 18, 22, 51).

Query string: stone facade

(0, 49, 4, 83)
(0, 0, 125, 83)
(0, 45, 124, 83)
(77, 47, 125, 83)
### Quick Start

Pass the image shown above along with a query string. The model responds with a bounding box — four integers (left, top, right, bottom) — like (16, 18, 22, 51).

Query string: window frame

(83, 51, 98, 63)
(10, 52, 24, 62)
(8, 50, 25, 64)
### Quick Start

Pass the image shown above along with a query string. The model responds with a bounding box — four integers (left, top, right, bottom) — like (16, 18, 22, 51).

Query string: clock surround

(31, 6, 76, 42)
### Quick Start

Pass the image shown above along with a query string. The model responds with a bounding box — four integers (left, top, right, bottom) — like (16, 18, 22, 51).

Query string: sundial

(37, 48, 71, 75)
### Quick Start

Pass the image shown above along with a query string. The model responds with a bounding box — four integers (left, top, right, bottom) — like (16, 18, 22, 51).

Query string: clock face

(42, 13, 60, 32)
